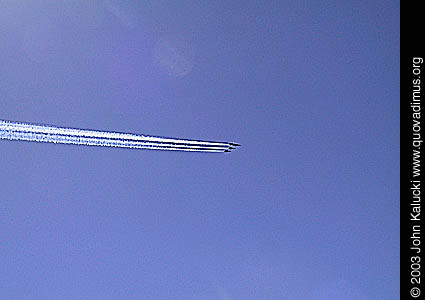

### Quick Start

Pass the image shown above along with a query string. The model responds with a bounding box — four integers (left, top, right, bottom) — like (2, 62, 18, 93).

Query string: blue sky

(0, 1, 399, 299)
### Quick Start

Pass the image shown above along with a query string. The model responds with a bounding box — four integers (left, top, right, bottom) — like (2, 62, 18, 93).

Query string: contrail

(0, 120, 239, 153)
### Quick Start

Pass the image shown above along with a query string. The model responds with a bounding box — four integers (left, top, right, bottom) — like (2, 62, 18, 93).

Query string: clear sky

(0, 1, 399, 299)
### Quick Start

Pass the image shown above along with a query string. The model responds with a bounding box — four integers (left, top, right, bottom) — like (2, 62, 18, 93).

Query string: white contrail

(0, 120, 239, 153)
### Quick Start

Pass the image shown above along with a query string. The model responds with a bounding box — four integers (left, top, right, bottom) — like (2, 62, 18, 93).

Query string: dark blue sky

(1, 1, 399, 299)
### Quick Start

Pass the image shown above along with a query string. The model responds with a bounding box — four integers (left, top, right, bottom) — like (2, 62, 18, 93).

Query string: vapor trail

(0, 120, 239, 153)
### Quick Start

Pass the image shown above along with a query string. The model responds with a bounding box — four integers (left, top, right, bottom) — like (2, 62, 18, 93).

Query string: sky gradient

(0, 1, 399, 299)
